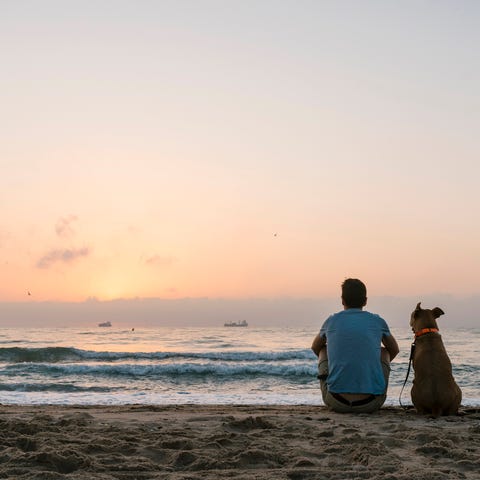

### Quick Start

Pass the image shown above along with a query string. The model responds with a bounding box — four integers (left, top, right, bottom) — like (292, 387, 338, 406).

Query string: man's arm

(311, 333, 326, 357)
(382, 333, 399, 361)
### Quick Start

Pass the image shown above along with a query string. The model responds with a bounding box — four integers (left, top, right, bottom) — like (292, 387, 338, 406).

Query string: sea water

(0, 327, 478, 406)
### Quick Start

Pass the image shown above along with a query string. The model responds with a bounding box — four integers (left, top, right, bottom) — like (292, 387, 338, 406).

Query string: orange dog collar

(415, 327, 439, 338)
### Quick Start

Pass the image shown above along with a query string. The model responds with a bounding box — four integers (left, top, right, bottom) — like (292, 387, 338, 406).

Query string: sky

(1, 1, 479, 326)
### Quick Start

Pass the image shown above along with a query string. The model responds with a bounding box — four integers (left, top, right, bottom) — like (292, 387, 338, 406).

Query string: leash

(399, 341, 415, 409)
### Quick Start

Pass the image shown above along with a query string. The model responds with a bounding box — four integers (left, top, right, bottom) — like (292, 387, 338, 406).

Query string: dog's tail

(431, 406, 443, 418)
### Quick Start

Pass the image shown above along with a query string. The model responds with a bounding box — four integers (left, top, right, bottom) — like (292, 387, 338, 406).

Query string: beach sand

(0, 405, 479, 479)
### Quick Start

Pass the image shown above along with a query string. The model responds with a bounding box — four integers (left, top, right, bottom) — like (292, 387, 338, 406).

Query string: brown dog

(410, 302, 462, 416)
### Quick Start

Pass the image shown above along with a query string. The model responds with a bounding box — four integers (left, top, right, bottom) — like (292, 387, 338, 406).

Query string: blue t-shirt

(320, 309, 391, 395)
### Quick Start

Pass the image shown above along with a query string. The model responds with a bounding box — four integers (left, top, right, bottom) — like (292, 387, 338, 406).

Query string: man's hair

(341, 278, 367, 308)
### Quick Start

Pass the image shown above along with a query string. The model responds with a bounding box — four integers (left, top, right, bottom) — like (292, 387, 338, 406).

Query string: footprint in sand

(223, 416, 275, 432)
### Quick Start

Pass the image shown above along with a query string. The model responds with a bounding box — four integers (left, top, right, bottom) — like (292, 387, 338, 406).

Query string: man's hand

(382, 334, 399, 361)
(311, 333, 326, 357)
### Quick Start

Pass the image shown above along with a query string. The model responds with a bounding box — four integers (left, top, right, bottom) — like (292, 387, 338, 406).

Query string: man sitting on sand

(311, 278, 399, 413)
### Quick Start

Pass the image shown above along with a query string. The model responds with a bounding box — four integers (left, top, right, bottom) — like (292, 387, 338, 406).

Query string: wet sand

(0, 404, 479, 479)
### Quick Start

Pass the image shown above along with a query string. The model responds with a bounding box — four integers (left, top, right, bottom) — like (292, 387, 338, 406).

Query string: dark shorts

(318, 360, 391, 413)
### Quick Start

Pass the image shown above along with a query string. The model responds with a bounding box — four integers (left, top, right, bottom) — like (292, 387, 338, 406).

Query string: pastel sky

(1, 0, 479, 304)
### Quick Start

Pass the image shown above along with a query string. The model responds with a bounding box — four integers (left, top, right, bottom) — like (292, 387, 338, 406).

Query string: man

(311, 278, 399, 413)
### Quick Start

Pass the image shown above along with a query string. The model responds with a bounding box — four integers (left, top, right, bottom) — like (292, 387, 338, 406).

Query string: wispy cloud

(144, 255, 177, 267)
(55, 215, 78, 238)
(36, 247, 90, 269)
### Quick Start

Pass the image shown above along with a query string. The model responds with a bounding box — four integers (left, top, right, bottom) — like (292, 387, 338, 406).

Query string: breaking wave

(0, 346, 314, 363)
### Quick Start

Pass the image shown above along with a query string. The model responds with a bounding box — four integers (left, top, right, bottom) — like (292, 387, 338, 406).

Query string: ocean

(0, 326, 478, 406)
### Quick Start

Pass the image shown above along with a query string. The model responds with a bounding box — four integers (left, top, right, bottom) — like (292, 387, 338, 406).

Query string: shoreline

(0, 405, 479, 479)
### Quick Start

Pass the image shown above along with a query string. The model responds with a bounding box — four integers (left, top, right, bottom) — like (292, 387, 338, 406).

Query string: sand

(0, 404, 479, 479)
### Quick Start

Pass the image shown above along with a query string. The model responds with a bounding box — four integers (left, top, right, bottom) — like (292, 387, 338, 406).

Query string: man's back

(320, 309, 390, 395)
(311, 278, 399, 413)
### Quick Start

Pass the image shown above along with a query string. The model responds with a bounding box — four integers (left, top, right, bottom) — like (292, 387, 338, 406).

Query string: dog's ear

(415, 302, 422, 311)
(432, 307, 445, 319)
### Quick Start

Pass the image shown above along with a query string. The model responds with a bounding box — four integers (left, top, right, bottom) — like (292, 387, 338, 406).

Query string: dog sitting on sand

(410, 302, 462, 416)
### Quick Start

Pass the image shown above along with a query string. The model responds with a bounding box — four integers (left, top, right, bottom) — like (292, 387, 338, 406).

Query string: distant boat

(224, 320, 248, 327)
(98, 321, 112, 328)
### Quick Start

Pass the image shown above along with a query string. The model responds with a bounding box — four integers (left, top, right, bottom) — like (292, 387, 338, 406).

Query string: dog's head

(410, 302, 444, 333)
